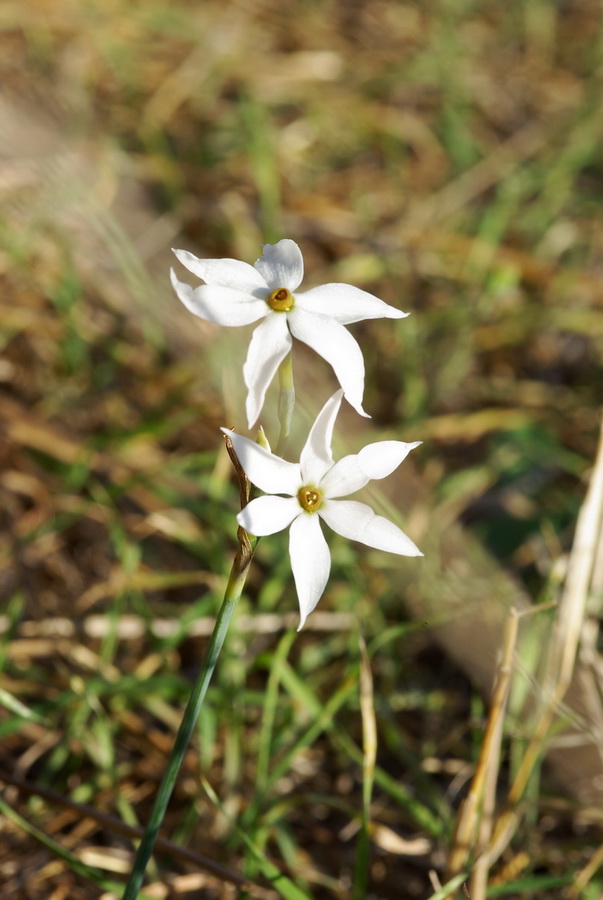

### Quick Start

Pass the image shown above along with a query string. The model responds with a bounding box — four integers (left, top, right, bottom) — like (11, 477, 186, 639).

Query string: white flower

(171, 239, 408, 428)
(222, 390, 422, 629)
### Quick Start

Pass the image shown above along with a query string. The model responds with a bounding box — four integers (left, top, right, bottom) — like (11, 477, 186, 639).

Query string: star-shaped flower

(223, 390, 422, 629)
(171, 239, 408, 428)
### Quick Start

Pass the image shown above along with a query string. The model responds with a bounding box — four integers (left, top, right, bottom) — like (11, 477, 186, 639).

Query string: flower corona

(267, 287, 294, 312)
(298, 486, 322, 512)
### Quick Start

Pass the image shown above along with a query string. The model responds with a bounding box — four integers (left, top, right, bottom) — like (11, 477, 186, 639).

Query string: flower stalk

(121, 440, 256, 899)
(276, 352, 295, 456)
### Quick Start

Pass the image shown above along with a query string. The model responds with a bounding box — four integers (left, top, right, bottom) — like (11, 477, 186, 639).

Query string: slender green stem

(275, 352, 295, 456)
(122, 534, 256, 899)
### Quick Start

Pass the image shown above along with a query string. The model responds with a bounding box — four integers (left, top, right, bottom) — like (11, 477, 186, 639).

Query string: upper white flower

(222, 390, 422, 629)
(171, 239, 408, 428)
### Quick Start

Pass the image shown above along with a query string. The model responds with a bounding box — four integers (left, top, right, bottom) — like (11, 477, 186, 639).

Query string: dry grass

(1, 1, 603, 898)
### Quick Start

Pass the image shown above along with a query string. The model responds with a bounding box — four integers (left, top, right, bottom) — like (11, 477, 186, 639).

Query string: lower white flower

(222, 390, 422, 629)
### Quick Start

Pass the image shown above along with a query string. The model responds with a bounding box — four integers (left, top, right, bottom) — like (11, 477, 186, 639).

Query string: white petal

(237, 495, 300, 536)
(357, 440, 422, 480)
(170, 270, 267, 326)
(297, 282, 409, 324)
(321, 441, 422, 498)
(254, 240, 304, 291)
(173, 248, 267, 293)
(320, 454, 369, 498)
(289, 309, 369, 419)
(222, 429, 301, 495)
(300, 390, 343, 484)
(289, 513, 331, 630)
(320, 500, 422, 557)
(243, 314, 292, 427)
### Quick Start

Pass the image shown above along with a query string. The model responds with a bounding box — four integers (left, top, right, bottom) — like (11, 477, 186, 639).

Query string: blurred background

(1, 1, 602, 898)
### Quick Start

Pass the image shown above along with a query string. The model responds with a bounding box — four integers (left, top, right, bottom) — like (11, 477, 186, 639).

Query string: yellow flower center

(267, 287, 294, 312)
(297, 485, 322, 512)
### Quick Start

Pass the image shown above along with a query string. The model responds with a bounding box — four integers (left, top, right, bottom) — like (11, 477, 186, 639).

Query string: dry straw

(443, 416, 603, 898)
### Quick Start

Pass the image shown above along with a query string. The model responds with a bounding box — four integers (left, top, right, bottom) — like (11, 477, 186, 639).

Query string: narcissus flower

(223, 390, 422, 629)
(171, 239, 408, 428)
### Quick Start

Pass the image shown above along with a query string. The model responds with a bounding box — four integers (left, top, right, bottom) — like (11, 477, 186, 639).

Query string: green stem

(275, 352, 295, 456)
(122, 535, 256, 899)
